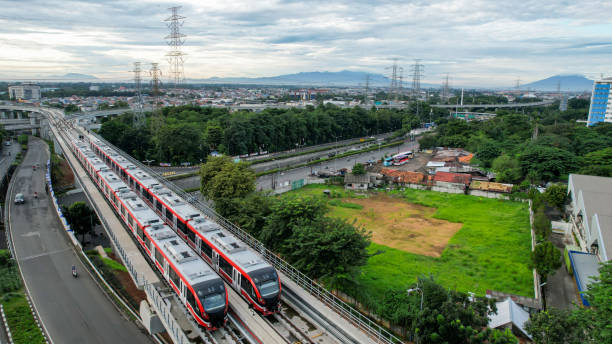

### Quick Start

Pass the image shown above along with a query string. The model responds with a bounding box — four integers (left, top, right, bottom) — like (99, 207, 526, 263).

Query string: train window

(186, 228, 195, 243)
(154, 248, 164, 268)
(177, 221, 189, 235)
(121, 206, 127, 218)
(241, 274, 256, 299)
(201, 241, 212, 258)
(137, 226, 144, 241)
(169, 267, 181, 291)
(186, 290, 198, 312)
(144, 234, 151, 249)
(156, 200, 162, 212)
(128, 215, 134, 228)
(219, 256, 233, 279)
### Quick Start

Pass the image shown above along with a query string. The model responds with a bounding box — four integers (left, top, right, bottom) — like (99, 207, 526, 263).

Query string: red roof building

(433, 171, 471, 185)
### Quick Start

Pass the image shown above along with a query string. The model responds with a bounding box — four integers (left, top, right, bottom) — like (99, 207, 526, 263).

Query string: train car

(88, 137, 282, 315)
(69, 136, 228, 329)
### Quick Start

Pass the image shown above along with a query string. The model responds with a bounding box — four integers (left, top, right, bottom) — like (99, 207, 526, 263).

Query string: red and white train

(69, 136, 228, 329)
(87, 136, 281, 315)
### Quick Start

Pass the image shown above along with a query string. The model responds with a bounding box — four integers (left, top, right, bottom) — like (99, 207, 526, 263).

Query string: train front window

(251, 267, 279, 297)
(258, 280, 279, 297)
(194, 281, 226, 313)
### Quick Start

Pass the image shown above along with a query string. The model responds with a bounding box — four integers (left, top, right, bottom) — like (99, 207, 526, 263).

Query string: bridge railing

(92, 133, 404, 344)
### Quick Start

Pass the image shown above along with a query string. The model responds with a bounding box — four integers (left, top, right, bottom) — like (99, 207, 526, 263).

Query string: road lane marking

(19, 248, 71, 262)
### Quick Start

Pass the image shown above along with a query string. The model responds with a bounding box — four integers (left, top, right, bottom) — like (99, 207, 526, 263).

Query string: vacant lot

(287, 185, 533, 298)
(329, 195, 462, 257)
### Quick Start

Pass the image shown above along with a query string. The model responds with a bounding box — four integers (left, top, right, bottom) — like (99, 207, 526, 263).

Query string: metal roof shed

(568, 250, 601, 306)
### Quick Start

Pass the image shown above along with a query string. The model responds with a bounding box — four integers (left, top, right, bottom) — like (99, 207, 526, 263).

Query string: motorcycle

(71, 265, 78, 278)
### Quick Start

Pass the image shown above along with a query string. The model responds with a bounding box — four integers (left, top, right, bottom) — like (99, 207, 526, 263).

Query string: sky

(1, 0, 611, 87)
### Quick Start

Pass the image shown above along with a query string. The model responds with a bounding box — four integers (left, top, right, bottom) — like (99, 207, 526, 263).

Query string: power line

(165, 6, 186, 87)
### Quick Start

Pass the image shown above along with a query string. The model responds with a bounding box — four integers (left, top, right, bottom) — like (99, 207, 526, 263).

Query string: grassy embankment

(0, 250, 45, 344)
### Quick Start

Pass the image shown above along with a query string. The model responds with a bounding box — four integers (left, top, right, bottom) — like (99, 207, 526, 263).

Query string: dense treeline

(99, 104, 443, 164)
(418, 99, 612, 184)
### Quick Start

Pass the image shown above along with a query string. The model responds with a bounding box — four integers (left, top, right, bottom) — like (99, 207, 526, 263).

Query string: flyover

(430, 100, 555, 109)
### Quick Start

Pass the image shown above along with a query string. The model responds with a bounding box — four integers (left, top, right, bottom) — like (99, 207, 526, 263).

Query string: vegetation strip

(256, 140, 404, 177)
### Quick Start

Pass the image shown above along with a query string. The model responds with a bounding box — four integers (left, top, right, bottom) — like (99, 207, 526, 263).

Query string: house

(488, 298, 532, 342)
(567, 174, 612, 261)
(344, 173, 370, 190)
(433, 171, 471, 186)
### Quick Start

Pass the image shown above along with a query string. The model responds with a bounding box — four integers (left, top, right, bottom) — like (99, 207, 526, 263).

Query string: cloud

(0, 0, 610, 86)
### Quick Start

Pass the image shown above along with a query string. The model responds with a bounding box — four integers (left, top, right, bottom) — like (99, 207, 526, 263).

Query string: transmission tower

(165, 6, 186, 87)
(441, 73, 450, 103)
(515, 77, 521, 91)
(132, 62, 145, 127)
(398, 67, 404, 101)
(364, 74, 370, 105)
(410, 59, 424, 99)
(386, 59, 399, 101)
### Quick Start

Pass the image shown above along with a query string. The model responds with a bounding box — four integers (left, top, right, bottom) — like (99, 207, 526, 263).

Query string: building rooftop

(488, 298, 532, 340)
(433, 171, 471, 185)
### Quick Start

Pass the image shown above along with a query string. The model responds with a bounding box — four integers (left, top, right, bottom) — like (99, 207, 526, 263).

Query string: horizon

(1, 0, 610, 87)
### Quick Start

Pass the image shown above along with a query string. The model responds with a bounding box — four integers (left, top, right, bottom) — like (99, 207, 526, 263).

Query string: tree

(476, 144, 502, 168)
(531, 241, 561, 282)
(282, 217, 371, 282)
(223, 191, 275, 238)
(206, 162, 255, 205)
(259, 196, 327, 252)
(419, 134, 437, 149)
(583, 261, 612, 343)
(352, 163, 365, 175)
(200, 155, 233, 196)
(62, 202, 100, 243)
(492, 155, 522, 183)
(533, 209, 552, 240)
(525, 308, 587, 344)
(518, 145, 577, 183)
(543, 184, 567, 211)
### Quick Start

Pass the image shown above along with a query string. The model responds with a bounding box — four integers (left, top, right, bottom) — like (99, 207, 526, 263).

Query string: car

(4, 141, 10, 146)
(14, 193, 24, 204)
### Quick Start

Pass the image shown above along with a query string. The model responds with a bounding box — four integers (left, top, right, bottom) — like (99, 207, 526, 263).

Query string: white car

(14, 193, 24, 204)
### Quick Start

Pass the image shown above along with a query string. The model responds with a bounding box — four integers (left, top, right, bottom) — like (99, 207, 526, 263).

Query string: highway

(7, 137, 153, 344)
(257, 139, 419, 191)
(172, 138, 419, 192)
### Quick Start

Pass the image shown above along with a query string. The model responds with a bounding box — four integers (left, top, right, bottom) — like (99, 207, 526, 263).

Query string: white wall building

(567, 174, 612, 261)
(8, 84, 41, 100)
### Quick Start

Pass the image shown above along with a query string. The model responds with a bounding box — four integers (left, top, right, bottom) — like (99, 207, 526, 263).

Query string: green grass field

(286, 185, 533, 299)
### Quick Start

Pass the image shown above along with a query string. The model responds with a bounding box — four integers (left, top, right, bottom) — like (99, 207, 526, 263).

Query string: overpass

(431, 100, 555, 109)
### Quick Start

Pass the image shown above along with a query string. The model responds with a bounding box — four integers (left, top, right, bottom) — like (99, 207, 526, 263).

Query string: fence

(92, 133, 404, 344)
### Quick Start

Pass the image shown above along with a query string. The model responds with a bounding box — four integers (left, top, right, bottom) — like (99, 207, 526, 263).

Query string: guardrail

(92, 133, 404, 344)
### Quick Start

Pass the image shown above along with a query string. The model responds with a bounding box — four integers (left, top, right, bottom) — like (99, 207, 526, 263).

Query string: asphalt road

(7, 138, 153, 344)
(257, 139, 419, 191)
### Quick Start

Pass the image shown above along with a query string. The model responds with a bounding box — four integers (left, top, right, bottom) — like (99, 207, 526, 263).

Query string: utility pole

(398, 67, 404, 102)
(132, 62, 145, 128)
(165, 6, 186, 88)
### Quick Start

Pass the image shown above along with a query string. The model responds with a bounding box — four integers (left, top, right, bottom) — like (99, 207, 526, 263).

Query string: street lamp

(407, 287, 424, 311)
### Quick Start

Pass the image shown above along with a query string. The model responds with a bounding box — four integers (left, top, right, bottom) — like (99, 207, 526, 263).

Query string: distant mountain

(189, 70, 436, 87)
(522, 75, 593, 92)
(50, 73, 99, 80)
